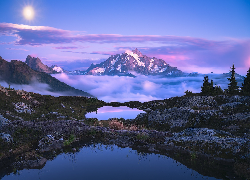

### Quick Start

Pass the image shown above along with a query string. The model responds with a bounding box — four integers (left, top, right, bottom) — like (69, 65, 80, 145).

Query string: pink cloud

(0, 23, 234, 46)
(29, 54, 39, 58)
(1, 23, 250, 75)
(53, 46, 78, 49)
(90, 51, 118, 56)
(97, 106, 141, 113)
(151, 54, 190, 62)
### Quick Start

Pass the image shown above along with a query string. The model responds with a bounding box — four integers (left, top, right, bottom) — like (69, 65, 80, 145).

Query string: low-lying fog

(0, 73, 244, 103)
(51, 73, 243, 102)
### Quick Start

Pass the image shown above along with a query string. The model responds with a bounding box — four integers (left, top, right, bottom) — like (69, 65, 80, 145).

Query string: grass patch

(64, 134, 75, 146)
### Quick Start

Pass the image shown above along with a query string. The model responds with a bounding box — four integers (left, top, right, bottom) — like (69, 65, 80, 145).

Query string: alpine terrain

(84, 48, 183, 76)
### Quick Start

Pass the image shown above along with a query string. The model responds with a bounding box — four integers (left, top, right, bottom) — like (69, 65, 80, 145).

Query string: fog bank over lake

(0, 73, 243, 103)
(52, 73, 243, 102)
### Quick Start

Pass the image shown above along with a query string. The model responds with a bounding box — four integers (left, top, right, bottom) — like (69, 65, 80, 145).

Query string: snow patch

(53, 66, 63, 73)
(151, 65, 159, 72)
(159, 66, 168, 73)
(116, 64, 121, 72)
(93, 67, 105, 73)
(111, 59, 116, 65)
(126, 50, 145, 67)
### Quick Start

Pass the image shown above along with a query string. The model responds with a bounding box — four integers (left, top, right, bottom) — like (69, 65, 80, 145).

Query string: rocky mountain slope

(84, 48, 183, 76)
(0, 56, 94, 97)
(25, 55, 55, 74)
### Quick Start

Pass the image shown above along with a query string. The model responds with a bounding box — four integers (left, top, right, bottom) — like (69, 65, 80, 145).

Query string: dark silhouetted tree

(201, 76, 214, 95)
(227, 64, 239, 95)
(242, 67, 250, 96)
(214, 85, 224, 95)
(185, 90, 193, 96)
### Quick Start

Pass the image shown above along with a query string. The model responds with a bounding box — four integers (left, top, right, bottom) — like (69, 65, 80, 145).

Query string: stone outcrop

(25, 55, 54, 74)
(135, 95, 250, 132)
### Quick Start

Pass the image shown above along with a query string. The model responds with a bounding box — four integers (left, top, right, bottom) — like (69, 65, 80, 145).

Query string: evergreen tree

(185, 90, 193, 96)
(227, 64, 239, 95)
(214, 85, 224, 95)
(201, 76, 214, 95)
(242, 67, 250, 96)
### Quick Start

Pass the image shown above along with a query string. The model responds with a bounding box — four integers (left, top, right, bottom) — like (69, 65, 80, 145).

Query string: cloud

(90, 51, 117, 55)
(53, 46, 78, 49)
(85, 106, 145, 120)
(1, 23, 249, 75)
(6, 47, 29, 51)
(1, 23, 248, 47)
(95, 106, 141, 113)
(114, 40, 250, 75)
(0, 80, 66, 97)
(51, 73, 244, 103)
(0, 72, 244, 104)
(47, 59, 105, 71)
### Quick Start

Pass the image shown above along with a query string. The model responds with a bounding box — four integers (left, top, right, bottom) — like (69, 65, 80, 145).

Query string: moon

(23, 6, 35, 20)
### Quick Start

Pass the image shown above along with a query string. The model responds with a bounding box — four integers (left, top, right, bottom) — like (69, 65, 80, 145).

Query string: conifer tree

(227, 64, 239, 95)
(214, 85, 224, 95)
(201, 76, 214, 95)
(242, 67, 250, 96)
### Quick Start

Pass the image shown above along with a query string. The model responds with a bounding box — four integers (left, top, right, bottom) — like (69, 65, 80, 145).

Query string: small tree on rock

(227, 64, 239, 95)
(242, 67, 250, 96)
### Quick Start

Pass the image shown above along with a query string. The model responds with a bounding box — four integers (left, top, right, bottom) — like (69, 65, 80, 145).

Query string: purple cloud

(53, 46, 78, 49)
(6, 47, 29, 51)
(114, 40, 250, 74)
(90, 51, 117, 56)
(1, 23, 249, 74)
(0, 23, 240, 46)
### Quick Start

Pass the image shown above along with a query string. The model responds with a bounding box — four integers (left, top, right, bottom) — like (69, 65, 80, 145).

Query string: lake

(2, 143, 219, 180)
(85, 106, 146, 120)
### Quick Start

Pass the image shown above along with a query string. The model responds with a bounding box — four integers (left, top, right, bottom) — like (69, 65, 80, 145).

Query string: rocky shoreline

(0, 94, 250, 179)
(0, 118, 249, 179)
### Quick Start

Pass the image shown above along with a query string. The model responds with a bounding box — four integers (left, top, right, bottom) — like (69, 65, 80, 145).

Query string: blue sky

(0, 0, 250, 74)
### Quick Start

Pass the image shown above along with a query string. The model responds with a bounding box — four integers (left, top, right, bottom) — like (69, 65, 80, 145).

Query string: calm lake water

(2, 143, 219, 180)
(85, 106, 145, 120)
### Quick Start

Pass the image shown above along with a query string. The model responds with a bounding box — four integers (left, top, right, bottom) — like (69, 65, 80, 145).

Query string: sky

(0, 0, 250, 75)
(85, 106, 145, 120)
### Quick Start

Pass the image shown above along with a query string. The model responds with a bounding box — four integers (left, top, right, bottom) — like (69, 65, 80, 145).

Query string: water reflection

(2, 144, 219, 180)
(86, 106, 145, 120)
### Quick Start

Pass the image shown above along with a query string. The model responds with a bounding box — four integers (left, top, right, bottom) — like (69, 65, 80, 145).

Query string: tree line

(185, 64, 250, 96)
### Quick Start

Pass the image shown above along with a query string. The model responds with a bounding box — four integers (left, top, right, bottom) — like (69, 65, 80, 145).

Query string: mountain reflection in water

(2, 143, 219, 180)
(85, 106, 146, 120)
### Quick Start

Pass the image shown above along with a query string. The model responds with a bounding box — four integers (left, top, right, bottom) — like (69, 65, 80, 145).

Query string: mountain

(25, 55, 55, 74)
(84, 48, 183, 76)
(0, 56, 94, 97)
(51, 65, 68, 73)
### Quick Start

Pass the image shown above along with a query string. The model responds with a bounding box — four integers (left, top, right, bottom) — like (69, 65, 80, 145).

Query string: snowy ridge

(52, 66, 64, 73)
(84, 48, 183, 76)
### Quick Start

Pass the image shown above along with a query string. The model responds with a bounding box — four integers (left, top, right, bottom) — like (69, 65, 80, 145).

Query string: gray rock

(0, 133, 13, 142)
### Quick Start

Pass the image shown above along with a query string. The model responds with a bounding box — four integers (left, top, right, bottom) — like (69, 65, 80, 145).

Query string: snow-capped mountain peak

(84, 48, 183, 76)
(51, 65, 64, 73)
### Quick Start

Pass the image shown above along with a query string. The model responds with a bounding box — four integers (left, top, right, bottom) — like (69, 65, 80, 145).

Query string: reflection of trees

(64, 153, 77, 164)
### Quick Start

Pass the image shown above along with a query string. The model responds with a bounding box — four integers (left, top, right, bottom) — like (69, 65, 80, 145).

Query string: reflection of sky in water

(2, 144, 219, 180)
(85, 106, 145, 120)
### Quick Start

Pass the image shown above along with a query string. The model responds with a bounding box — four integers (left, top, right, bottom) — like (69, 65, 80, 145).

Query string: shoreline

(0, 118, 249, 180)
(0, 92, 250, 179)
